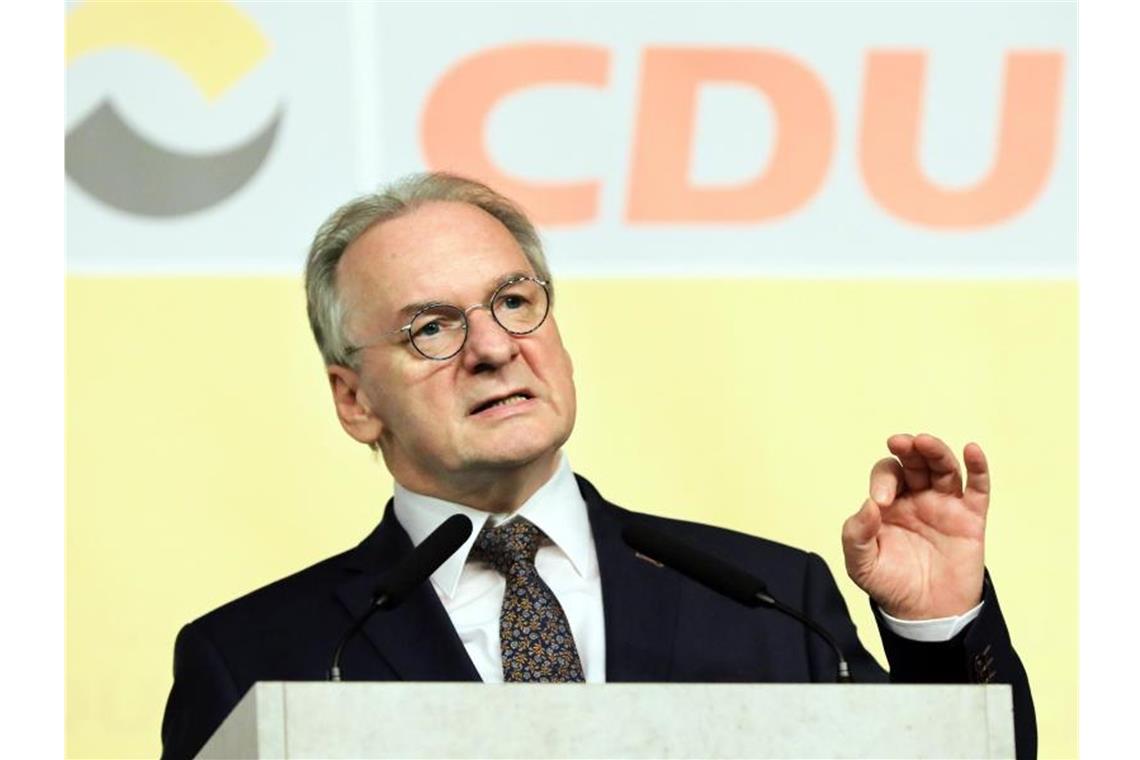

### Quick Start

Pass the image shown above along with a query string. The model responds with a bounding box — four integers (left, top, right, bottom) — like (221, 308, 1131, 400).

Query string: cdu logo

(65, 1, 282, 217)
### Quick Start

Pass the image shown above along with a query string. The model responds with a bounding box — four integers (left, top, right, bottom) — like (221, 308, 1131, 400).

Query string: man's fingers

(842, 498, 882, 548)
(842, 498, 882, 579)
(913, 433, 964, 495)
(963, 442, 991, 515)
(869, 458, 905, 506)
(886, 433, 931, 492)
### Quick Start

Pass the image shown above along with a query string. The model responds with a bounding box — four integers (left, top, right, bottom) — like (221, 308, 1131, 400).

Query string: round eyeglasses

(347, 276, 551, 362)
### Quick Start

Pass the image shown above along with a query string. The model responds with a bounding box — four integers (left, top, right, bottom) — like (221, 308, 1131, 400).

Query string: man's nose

(461, 306, 518, 372)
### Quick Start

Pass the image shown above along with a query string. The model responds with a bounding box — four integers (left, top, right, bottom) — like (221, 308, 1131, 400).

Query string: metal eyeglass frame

(345, 275, 551, 362)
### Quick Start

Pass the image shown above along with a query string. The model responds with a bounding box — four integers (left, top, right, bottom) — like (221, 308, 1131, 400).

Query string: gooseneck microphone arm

(755, 591, 852, 682)
(328, 601, 388, 683)
(329, 513, 473, 682)
(622, 521, 853, 683)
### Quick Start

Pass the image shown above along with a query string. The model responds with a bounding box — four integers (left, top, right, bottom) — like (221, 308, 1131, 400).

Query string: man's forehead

(337, 201, 532, 313)
(392, 269, 534, 320)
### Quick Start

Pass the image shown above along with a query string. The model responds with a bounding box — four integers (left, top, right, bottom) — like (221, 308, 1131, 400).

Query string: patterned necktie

(470, 517, 585, 682)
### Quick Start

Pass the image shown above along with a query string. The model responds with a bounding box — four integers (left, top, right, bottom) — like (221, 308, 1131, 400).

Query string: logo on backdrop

(65, 0, 281, 217)
(421, 45, 1065, 229)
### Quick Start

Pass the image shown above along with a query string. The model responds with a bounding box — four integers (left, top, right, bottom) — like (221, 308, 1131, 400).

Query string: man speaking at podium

(161, 173, 1035, 759)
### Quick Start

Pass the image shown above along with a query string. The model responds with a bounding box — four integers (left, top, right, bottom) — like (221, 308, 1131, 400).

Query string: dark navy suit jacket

(161, 475, 1036, 759)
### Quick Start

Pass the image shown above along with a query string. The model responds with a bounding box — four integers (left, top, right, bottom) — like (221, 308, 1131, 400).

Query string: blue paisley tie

(470, 517, 585, 682)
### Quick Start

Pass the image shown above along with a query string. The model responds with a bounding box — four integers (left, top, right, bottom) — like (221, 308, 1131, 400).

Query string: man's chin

(465, 444, 560, 471)
(465, 414, 570, 459)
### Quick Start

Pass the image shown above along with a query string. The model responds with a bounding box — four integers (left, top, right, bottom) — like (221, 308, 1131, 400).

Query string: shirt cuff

(878, 601, 984, 642)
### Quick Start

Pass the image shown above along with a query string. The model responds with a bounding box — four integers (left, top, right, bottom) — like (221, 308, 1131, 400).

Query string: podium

(198, 682, 1015, 758)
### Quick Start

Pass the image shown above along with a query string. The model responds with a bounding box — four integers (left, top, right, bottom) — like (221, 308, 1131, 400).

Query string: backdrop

(65, 2, 1076, 757)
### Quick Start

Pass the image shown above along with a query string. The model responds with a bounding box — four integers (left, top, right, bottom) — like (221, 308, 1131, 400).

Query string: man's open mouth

(469, 392, 533, 415)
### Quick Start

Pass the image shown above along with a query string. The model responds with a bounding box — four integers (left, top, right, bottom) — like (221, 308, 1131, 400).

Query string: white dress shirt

(393, 453, 607, 682)
(391, 453, 981, 682)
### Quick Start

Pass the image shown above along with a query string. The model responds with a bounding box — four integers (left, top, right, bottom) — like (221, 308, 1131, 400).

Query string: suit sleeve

(161, 623, 244, 760)
(874, 571, 1038, 760)
(800, 555, 1036, 759)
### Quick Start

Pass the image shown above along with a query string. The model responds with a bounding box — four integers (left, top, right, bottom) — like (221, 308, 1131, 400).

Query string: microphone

(329, 513, 473, 681)
(621, 521, 853, 683)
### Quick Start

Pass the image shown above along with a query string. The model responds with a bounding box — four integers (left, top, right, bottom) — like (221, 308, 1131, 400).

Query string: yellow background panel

(66, 277, 1076, 758)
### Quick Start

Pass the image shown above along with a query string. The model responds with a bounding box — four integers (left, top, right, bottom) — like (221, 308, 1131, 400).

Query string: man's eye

(415, 321, 441, 338)
(500, 295, 528, 310)
(410, 309, 462, 341)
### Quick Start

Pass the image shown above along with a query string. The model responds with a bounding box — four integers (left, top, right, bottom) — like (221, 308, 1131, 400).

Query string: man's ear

(327, 364, 383, 446)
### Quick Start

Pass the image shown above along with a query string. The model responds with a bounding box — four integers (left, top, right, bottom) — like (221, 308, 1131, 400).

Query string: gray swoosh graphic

(65, 100, 282, 217)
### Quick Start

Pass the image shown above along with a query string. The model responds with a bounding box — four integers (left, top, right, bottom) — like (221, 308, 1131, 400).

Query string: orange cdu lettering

(420, 44, 608, 225)
(860, 50, 1064, 228)
(626, 47, 833, 223)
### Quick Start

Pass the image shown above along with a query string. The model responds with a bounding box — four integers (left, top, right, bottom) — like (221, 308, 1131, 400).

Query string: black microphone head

(374, 513, 473, 609)
(622, 521, 770, 607)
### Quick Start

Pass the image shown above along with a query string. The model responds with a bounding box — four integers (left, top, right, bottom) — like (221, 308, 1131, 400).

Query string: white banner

(66, 1, 1076, 277)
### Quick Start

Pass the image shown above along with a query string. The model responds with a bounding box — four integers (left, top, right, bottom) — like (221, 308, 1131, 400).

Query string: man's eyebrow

(395, 299, 445, 323)
(492, 270, 533, 289)
(394, 271, 533, 322)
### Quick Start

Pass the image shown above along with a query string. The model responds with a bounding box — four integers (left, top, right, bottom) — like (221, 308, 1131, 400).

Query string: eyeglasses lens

(409, 305, 466, 359)
(492, 278, 549, 335)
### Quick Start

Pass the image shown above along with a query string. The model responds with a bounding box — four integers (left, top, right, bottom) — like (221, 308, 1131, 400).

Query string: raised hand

(841, 433, 988, 620)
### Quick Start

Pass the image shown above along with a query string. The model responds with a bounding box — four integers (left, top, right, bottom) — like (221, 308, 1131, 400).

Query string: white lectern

(198, 682, 1015, 758)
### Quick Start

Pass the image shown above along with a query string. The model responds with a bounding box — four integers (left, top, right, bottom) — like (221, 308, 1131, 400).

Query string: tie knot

(471, 517, 543, 575)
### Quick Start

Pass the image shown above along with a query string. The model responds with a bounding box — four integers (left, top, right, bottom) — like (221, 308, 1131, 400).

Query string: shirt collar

(391, 452, 595, 598)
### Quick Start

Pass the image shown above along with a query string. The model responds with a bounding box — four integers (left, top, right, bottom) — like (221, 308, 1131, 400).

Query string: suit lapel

(577, 475, 682, 682)
(333, 503, 481, 682)
(332, 479, 682, 683)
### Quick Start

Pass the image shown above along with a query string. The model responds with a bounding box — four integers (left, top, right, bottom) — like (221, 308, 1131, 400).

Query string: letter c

(421, 44, 609, 225)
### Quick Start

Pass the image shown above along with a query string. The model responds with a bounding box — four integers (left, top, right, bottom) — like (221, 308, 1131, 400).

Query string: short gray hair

(304, 172, 553, 368)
